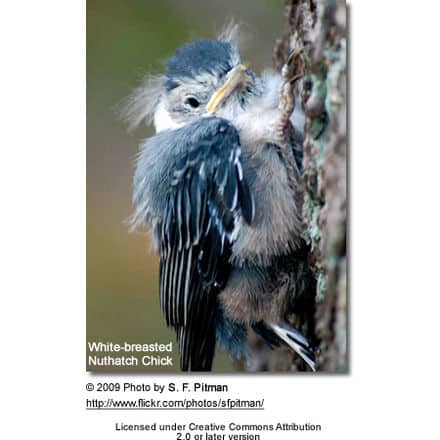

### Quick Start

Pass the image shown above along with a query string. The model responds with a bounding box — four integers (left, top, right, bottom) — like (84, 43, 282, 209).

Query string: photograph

(6, 0, 440, 438)
(87, 0, 347, 373)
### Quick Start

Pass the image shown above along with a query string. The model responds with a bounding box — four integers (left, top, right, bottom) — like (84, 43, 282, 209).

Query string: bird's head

(122, 28, 258, 133)
(156, 39, 255, 130)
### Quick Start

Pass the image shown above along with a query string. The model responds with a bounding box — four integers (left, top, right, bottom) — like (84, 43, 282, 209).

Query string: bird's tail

(268, 322, 316, 372)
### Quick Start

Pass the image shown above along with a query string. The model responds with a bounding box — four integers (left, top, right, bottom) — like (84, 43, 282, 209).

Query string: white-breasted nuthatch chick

(124, 25, 316, 371)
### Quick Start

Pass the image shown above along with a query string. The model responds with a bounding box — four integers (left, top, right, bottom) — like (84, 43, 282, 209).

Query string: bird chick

(125, 26, 316, 372)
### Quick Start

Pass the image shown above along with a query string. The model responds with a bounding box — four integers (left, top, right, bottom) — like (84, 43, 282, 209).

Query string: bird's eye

(185, 97, 200, 108)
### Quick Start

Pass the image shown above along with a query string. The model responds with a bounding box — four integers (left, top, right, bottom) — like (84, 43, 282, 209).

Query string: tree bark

(247, 0, 347, 373)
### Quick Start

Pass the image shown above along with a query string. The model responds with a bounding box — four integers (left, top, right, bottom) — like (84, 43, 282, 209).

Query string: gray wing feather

(134, 117, 254, 371)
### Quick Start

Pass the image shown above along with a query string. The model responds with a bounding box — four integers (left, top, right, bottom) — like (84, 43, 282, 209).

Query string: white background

(1, 0, 440, 438)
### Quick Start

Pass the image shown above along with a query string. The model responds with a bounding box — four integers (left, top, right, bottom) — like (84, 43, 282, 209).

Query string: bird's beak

(206, 64, 252, 114)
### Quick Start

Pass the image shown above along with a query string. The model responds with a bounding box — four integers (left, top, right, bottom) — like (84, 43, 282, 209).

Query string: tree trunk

(247, 0, 347, 373)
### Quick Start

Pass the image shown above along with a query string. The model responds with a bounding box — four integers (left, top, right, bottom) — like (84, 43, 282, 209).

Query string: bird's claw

(277, 46, 304, 145)
(281, 46, 304, 84)
(275, 46, 305, 194)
